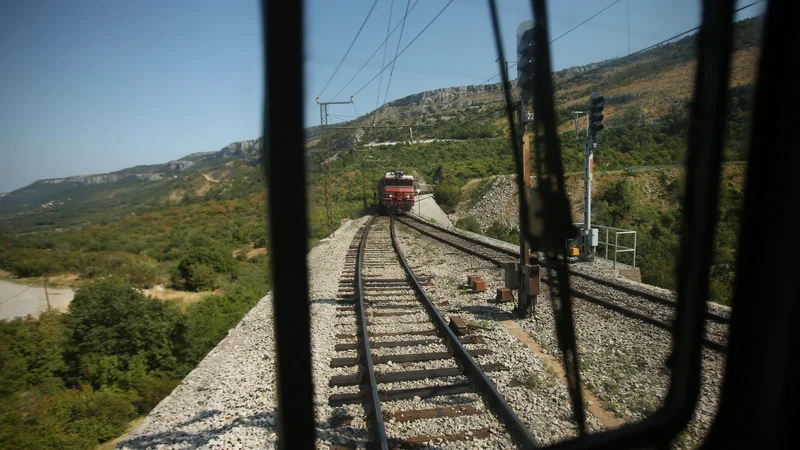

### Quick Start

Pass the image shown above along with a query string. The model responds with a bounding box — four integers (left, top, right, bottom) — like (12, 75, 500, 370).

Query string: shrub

(485, 221, 520, 245)
(67, 278, 180, 374)
(183, 263, 218, 291)
(3, 248, 63, 277)
(177, 247, 234, 291)
(456, 216, 481, 233)
(434, 181, 461, 211)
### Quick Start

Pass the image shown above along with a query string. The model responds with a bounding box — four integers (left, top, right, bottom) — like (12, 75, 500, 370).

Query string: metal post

(361, 159, 367, 210)
(43, 278, 51, 311)
(316, 97, 354, 235)
(582, 134, 594, 259)
(516, 99, 536, 317)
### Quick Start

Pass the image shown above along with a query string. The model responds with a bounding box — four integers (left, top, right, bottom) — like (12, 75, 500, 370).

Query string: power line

(0, 285, 32, 305)
(352, 0, 455, 97)
(317, 0, 380, 98)
(476, 0, 620, 89)
(553, 0, 763, 91)
(332, 0, 421, 100)
(478, 62, 516, 86)
(549, 0, 622, 45)
(627, 0, 631, 56)
(383, 0, 411, 104)
(376, 0, 394, 110)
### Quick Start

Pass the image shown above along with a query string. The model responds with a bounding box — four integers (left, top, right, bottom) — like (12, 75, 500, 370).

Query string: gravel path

(395, 220, 728, 449)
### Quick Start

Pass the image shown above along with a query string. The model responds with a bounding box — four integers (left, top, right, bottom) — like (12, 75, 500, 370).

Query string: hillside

(318, 18, 758, 149)
(0, 138, 262, 214)
(448, 164, 745, 305)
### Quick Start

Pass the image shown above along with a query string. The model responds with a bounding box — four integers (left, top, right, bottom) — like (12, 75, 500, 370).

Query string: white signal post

(582, 93, 605, 259)
(582, 139, 595, 259)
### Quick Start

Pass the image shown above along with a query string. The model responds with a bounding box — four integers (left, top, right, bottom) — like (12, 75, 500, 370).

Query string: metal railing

(574, 223, 638, 268)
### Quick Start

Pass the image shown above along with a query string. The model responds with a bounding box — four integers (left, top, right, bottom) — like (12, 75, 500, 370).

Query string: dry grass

(145, 286, 219, 311)
(245, 247, 267, 259)
(168, 189, 186, 203)
(1, 270, 82, 288)
(232, 245, 267, 260)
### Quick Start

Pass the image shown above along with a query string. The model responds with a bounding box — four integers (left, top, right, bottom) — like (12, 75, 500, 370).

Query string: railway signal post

(581, 93, 605, 260)
(514, 19, 539, 318)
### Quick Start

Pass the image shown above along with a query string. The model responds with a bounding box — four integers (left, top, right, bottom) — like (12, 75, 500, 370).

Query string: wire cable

(550, 0, 622, 44)
(475, 0, 620, 90)
(376, 0, 395, 109)
(382, 0, 411, 104)
(0, 285, 32, 305)
(317, 0, 380, 98)
(478, 62, 516, 86)
(332, 0, 421, 101)
(352, 0, 455, 97)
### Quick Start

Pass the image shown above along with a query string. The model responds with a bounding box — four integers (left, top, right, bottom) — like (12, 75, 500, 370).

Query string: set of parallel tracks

(328, 216, 538, 449)
(394, 214, 729, 353)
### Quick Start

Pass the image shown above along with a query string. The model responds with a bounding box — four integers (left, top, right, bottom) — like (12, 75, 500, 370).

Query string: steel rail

(356, 217, 390, 450)
(396, 214, 728, 353)
(398, 214, 730, 324)
(389, 216, 539, 448)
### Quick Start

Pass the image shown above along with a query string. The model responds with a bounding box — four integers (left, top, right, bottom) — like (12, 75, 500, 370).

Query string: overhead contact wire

(318, 0, 380, 98)
(332, 0, 420, 101)
(376, 0, 395, 110)
(383, 0, 411, 104)
(351, 0, 455, 97)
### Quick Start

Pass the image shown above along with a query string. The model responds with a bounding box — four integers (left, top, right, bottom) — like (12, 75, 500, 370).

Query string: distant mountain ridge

(0, 138, 263, 211)
(5, 138, 262, 190)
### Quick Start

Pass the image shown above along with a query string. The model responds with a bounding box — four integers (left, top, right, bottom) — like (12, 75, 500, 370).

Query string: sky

(0, 0, 764, 193)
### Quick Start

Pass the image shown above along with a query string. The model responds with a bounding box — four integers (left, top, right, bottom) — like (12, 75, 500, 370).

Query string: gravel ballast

(395, 219, 728, 449)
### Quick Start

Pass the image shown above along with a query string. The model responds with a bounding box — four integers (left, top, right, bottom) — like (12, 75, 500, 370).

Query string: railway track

(395, 214, 729, 353)
(328, 216, 538, 449)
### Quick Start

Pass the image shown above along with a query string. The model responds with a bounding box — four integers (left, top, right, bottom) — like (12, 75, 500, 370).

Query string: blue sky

(0, 0, 763, 193)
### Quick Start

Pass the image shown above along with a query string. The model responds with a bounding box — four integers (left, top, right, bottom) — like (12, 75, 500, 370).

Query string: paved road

(411, 193, 452, 227)
(0, 280, 74, 320)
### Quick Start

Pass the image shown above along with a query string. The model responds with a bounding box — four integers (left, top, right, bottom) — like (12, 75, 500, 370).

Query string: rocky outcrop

(386, 83, 505, 108)
(28, 138, 262, 191)
(167, 160, 195, 171)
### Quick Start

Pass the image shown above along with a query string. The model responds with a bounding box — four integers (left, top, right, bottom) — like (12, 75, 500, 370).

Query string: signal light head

(516, 20, 535, 105)
(588, 92, 605, 138)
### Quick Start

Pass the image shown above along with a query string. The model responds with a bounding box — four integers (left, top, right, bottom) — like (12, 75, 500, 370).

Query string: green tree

(66, 278, 181, 377)
(177, 246, 235, 291)
(434, 180, 461, 212)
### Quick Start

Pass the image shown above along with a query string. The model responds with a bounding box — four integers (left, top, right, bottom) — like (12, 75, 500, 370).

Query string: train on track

(377, 170, 416, 214)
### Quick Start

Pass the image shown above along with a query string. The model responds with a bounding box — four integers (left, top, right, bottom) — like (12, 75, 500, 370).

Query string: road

(411, 193, 452, 227)
(0, 280, 74, 320)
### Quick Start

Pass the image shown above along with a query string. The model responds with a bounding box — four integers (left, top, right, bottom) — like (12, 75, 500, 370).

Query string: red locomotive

(377, 170, 416, 214)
